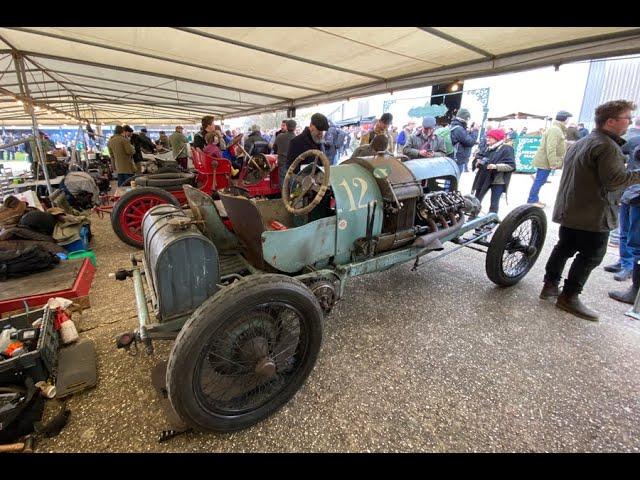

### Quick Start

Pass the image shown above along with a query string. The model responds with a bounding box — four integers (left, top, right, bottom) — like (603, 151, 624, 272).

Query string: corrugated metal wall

(579, 57, 640, 127)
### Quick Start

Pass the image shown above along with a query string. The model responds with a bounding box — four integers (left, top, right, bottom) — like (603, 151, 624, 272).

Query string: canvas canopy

(0, 27, 638, 126)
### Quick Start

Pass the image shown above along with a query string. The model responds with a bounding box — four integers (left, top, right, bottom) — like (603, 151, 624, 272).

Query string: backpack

(0, 376, 45, 444)
(435, 125, 462, 158)
(397, 130, 406, 146)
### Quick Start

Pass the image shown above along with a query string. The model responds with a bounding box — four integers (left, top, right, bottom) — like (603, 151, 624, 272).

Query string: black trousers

(544, 225, 609, 295)
(475, 184, 505, 213)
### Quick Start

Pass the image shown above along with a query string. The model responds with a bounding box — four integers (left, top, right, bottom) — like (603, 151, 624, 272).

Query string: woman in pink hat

(471, 128, 515, 215)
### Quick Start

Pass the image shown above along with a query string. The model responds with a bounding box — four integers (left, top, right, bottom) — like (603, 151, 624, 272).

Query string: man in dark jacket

(273, 119, 297, 187)
(244, 125, 269, 156)
(540, 100, 639, 321)
(450, 108, 479, 173)
(193, 115, 215, 150)
(285, 113, 329, 174)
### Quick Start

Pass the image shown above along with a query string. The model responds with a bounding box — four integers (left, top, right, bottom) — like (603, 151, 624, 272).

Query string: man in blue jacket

(450, 108, 479, 173)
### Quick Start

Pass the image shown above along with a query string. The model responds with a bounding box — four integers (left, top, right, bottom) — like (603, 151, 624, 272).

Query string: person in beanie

(403, 116, 447, 159)
(527, 110, 572, 208)
(285, 113, 329, 175)
(450, 108, 479, 173)
(470, 128, 515, 214)
(539, 100, 639, 321)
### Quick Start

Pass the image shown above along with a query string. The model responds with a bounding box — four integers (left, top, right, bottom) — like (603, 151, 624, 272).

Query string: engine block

(416, 191, 466, 230)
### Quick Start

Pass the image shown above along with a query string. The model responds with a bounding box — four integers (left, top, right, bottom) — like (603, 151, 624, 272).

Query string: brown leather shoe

(539, 281, 560, 299)
(555, 291, 599, 321)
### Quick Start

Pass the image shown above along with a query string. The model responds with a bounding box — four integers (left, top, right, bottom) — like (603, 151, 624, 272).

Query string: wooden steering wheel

(282, 149, 331, 215)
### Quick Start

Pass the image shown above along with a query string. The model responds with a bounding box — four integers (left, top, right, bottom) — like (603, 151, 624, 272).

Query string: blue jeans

(527, 168, 551, 203)
(117, 173, 134, 186)
(618, 203, 640, 270)
(475, 184, 506, 213)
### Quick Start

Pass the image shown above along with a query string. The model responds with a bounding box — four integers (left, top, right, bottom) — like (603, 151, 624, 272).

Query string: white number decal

(339, 177, 369, 212)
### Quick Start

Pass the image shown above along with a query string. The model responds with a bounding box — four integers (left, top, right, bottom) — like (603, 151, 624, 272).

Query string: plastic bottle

(59, 320, 79, 344)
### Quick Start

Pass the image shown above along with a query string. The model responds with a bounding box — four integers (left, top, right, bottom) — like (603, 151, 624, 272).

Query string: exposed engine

(416, 191, 466, 231)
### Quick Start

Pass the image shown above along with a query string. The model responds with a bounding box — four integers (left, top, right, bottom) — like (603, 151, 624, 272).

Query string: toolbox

(0, 306, 58, 384)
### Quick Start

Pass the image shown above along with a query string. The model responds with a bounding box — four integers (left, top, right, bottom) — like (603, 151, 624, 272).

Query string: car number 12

(339, 177, 369, 212)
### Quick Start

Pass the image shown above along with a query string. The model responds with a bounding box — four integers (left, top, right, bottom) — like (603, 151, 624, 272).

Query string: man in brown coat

(107, 125, 136, 186)
(540, 100, 639, 321)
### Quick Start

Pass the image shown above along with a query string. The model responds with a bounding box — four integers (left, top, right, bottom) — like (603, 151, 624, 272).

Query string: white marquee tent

(0, 27, 638, 126)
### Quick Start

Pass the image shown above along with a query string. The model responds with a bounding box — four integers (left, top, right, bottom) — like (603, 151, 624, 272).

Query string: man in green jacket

(539, 100, 639, 321)
(169, 126, 189, 170)
(107, 125, 136, 186)
(526, 111, 571, 208)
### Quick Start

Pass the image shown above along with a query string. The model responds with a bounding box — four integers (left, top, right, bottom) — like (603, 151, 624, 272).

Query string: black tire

(157, 166, 181, 174)
(167, 274, 324, 433)
(486, 204, 547, 286)
(135, 173, 195, 188)
(111, 187, 180, 248)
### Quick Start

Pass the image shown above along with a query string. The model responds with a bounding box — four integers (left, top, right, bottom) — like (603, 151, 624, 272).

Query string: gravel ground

(36, 171, 640, 452)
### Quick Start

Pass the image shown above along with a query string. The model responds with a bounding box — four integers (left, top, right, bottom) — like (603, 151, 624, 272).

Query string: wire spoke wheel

(167, 274, 323, 432)
(195, 302, 306, 415)
(486, 205, 547, 286)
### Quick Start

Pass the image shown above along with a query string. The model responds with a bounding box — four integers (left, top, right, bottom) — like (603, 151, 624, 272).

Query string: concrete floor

(37, 171, 640, 452)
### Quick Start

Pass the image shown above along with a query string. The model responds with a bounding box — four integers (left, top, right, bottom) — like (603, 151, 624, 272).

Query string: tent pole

(13, 52, 53, 196)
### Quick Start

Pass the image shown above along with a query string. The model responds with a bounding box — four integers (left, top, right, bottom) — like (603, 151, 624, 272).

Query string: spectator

(539, 100, 638, 321)
(193, 115, 215, 150)
(122, 125, 143, 172)
(566, 124, 581, 143)
(158, 131, 171, 150)
(244, 125, 269, 156)
(577, 123, 589, 138)
(360, 113, 393, 146)
(285, 113, 329, 174)
(273, 119, 297, 187)
(107, 125, 136, 186)
(138, 128, 157, 154)
(203, 132, 223, 159)
(507, 128, 517, 140)
(449, 108, 479, 174)
(275, 120, 287, 139)
(169, 126, 189, 170)
(625, 117, 640, 140)
(520, 126, 529, 136)
(470, 128, 515, 215)
(396, 122, 414, 155)
(323, 121, 345, 165)
(213, 125, 227, 150)
(526, 110, 572, 208)
(403, 116, 447, 159)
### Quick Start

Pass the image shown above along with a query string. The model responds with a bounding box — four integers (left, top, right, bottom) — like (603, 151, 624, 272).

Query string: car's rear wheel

(167, 274, 324, 433)
(486, 204, 547, 286)
(111, 187, 180, 248)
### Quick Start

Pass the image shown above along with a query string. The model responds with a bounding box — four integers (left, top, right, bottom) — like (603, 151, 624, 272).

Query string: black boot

(609, 261, 640, 305)
(539, 280, 560, 299)
(555, 290, 599, 321)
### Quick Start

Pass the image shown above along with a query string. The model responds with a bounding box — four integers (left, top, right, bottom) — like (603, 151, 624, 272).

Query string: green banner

(513, 135, 541, 173)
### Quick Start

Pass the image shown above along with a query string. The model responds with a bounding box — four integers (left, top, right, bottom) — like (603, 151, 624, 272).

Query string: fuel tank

(142, 204, 220, 322)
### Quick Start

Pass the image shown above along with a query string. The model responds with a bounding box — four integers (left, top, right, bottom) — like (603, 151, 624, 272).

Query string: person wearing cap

(449, 108, 479, 173)
(526, 110, 572, 208)
(403, 116, 447, 160)
(540, 100, 639, 321)
(470, 128, 515, 215)
(108, 125, 136, 186)
(169, 126, 189, 170)
(138, 128, 157, 154)
(360, 113, 394, 147)
(285, 113, 329, 176)
(273, 119, 297, 187)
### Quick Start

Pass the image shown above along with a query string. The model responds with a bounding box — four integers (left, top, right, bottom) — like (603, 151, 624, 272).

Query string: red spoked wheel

(111, 187, 180, 248)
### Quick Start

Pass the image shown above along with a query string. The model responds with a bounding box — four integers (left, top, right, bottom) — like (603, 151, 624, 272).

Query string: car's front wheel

(166, 274, 324, 433)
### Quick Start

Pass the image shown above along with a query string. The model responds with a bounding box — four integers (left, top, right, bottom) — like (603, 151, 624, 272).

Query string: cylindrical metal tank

(142, 204, 220, 322)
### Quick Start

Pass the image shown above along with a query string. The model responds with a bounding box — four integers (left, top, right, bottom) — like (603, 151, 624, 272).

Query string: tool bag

(0, 245, 60, 281)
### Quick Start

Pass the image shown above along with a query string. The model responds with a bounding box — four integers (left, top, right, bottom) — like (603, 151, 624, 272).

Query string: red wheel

(111, 187, 180, 248)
